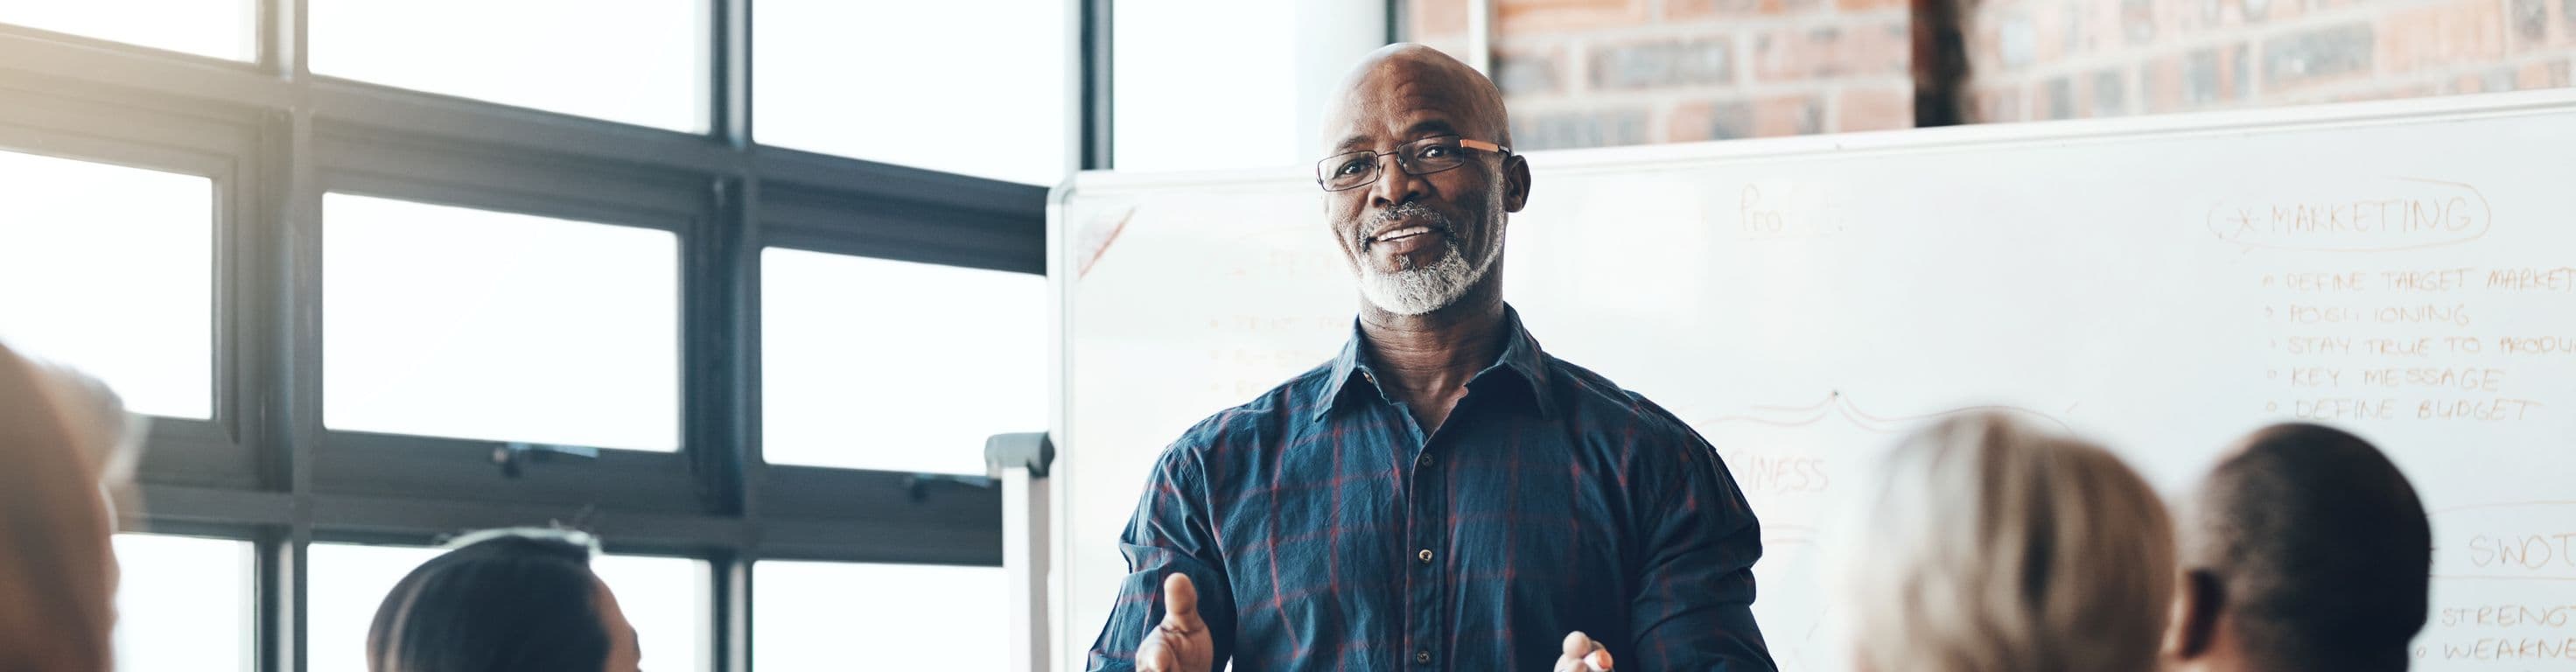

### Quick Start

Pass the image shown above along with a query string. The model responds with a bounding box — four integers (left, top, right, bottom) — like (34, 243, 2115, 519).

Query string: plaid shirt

(1088, 307, 1774, 671)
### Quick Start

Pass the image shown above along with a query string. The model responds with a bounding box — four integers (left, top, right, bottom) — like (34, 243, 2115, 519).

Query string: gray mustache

(1362, 203, 1451, 246)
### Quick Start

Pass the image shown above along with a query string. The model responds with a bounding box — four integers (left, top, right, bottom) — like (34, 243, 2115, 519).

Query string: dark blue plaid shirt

(1088, 307, 1774, 671)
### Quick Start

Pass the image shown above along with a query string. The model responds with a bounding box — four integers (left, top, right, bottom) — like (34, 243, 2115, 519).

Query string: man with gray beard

(1086, 44, 1775, 672)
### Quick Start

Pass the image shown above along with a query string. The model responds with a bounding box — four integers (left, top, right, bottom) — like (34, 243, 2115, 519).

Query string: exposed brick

(1667, 100, 1754, 141)
(1416, 37, 1479, 66)
(2000, 13, 2040, 68)
(2263, 0, 2304, 21)
(2185, 44, 2252, 103)
(2029, 2, 2068, 64)
(2488, 65, 2520, 89)
(1754, 94, 1827, 136)
(1838, 0, 1908, 13)
(1514, 108, 1651, 150)
(2042, 77, 2076, 118)
(1837, 86, 1914, 131)
(2514, 0, 2551, 46)
(2093, 67, 2129, 116)
(1966, 18, 2002, 73)
(2144, 54, 2187, 112)
(2264, 23, 2374, 88)
(1670, 0, 1823, 19)
(2378, 0, 2507, 74)
(1754, 21, 1910, 82)
(2124, 0, 2160, 44)
(2060, 4, 2092, 57)
(2517, 59, 2573, 86)
(2242, 0, 2277, 22)
(1591, 38, 1735, 90)
(1494, 47, 1566, 96)
(1409, 0, 1472, 40)
(1971, 84, 2026, 122)
(2328, 80, 2440, 102)
(1496, 0, 1649, 35)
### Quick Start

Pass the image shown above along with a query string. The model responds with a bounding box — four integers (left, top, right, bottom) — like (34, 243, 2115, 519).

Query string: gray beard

(1356, 217, 1498, 316)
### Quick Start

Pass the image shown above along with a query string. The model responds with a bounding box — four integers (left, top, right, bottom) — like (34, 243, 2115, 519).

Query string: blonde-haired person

(0, 341, 145, 671)
(1841, 412, 2175, 672)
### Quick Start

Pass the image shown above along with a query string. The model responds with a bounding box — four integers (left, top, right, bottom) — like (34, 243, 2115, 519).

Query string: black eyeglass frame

(1314, 135, 1513, 192)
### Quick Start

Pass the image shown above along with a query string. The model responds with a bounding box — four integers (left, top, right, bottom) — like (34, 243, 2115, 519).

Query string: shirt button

(1417, 453, 1435, 467)
(1416, 650, 1432, 664)
(1418, 549, 1434, 564)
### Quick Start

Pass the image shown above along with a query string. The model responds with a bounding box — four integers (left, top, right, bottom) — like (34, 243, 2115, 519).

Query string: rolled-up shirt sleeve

(1087, 443, 1236, 672)
(1628, 420, 1776, 671)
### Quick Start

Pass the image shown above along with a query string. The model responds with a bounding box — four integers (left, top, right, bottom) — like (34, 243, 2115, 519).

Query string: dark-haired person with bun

(2164, 423, 2432, 672)
(366, 528, 644, 672)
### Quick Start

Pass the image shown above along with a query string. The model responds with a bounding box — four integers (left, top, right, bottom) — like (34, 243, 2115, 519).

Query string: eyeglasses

(1315, 135, 1511, 192)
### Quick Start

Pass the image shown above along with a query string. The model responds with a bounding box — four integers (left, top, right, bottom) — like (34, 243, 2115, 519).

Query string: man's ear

(2168, 569, 2227, 662)
(1502, 154, 1532, 213)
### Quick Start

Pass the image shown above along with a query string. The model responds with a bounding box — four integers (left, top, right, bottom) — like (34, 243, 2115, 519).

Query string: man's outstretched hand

(1137, 573, 1215, 672)
(1553, 631, 1615, 672)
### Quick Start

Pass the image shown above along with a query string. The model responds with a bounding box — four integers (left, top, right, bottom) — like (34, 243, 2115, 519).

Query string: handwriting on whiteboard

(1732, 182, 1847, 241)
(2207, 178, 2490, 251)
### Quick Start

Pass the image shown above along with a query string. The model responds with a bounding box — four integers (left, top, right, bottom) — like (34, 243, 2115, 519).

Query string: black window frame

(0, 0, 1067, 668)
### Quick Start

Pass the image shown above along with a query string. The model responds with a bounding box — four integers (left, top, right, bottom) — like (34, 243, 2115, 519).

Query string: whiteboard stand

(988, 432, 1056, 672)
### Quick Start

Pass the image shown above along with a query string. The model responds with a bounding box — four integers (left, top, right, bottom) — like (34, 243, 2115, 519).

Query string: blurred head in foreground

(367, 528, 642, 672)
(0, 341, 144, 671)
(1843, 411, 2175, 672)
(2164, 423, 2430, 672)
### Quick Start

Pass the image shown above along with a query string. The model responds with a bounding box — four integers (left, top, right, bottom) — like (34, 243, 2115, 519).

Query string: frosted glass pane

(308, 0, 702, 130)
(0, 0, 255, 60)
(761, 248, 1045, 473)
(754, 0, 1068, 185)
(113, 535, 252, 672)
(0, 150, 214, 419)
(308, 543, 705, 672)
(1114, 0, 1300, 172)
(754, 561, 1004, 670)
(323, 194, 678, 451)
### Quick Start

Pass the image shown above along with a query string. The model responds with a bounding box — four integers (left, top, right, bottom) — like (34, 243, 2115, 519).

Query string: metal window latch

(984, 432, 1054, 479)
(893, 433, 1054, 503)
(492, 442, 600, 479)
(902, 472, 998, 502)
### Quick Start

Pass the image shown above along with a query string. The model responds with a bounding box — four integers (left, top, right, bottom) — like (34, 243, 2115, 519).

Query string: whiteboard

(1048, 88, 2576, 672)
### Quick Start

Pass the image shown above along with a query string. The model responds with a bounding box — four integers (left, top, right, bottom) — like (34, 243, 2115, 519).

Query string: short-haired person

(1841, 413, 2174, 672)
(0, 342, 142, 671)
(2163, 424, 2432, 672)
(366, 528, 644, 672)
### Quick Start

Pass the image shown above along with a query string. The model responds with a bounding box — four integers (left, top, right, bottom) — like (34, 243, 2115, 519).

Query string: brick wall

(1408, 0, 2576, 144)
(1957, 0, 2576, 121)
(1407, 0, 1917, 150)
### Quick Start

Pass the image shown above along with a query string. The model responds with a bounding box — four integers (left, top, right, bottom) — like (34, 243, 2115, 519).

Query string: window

(1112, 0, 1300, 172)
(14, 1, 1040, 669)
(0, 149, 214, 420)
(321, 194, 680, 451)
(0, 0, 255, 60)
(113, 534, 253, 672)
(306, 0, 702, 130)
(306, 542, 707, 672)
(754, 0, 1068, 185)
(752, 561, 1004, 670)
(761, 248, 1045, 473)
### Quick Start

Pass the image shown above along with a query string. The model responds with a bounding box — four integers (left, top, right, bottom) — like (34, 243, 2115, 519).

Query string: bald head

(1315, 44, 1530, 320)
(2176, 424, 2430, 672)
(1321, 44, 1513, 154)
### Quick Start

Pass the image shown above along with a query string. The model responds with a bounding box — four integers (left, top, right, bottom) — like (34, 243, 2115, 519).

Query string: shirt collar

(1312, 304, 1556, 421)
